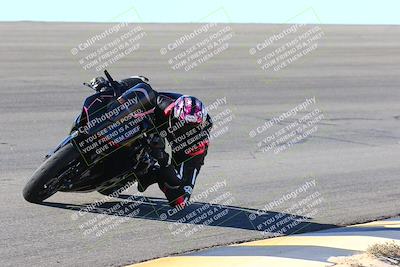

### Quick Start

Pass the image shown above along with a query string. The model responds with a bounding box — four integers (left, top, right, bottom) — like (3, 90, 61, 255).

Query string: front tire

(23, 143, 79, 203)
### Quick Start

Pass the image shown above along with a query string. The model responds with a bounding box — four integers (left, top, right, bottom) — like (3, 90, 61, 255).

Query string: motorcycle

(23, 70, 158, 203)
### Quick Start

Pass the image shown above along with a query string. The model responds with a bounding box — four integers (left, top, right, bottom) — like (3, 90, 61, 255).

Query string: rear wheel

(23, 143, 80, 203)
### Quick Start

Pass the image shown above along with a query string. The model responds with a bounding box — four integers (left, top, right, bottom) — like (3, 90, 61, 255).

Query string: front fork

(45, 130, 78, 159)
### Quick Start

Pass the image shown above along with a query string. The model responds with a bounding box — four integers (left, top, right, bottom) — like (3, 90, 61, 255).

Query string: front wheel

(23, 143, 80, 203)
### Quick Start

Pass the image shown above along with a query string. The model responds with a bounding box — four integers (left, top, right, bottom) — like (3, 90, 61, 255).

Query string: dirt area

(329, 242, 400, 267)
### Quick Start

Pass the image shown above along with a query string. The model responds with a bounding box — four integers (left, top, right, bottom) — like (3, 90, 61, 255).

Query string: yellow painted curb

(127, 219, 400, 267)
(128, 256, 328, 267)
(351, 219, 400, 228)
(237, 235, 399, 251)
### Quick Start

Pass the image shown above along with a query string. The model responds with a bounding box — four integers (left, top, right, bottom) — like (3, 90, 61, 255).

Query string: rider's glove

(89, 77, 111, 92)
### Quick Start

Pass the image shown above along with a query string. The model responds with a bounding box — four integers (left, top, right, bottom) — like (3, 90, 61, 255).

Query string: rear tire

(23, 143, 79, 203)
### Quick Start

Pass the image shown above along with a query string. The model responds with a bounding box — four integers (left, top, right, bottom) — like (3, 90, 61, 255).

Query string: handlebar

(104, 69, 121, 96)
(104, 69, 113, 83)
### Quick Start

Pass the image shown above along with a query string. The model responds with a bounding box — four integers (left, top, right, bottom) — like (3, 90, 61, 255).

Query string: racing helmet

(172, 95, 207, 126)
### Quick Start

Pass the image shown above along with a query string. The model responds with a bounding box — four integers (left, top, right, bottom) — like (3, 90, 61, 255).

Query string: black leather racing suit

(118, 79, 212, 207)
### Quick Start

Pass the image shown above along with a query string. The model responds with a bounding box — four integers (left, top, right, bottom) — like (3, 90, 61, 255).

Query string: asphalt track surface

(1, 22, 400, 266)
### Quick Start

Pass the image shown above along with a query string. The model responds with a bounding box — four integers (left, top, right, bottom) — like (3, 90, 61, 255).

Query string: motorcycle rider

(88, 76, 212, 208)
